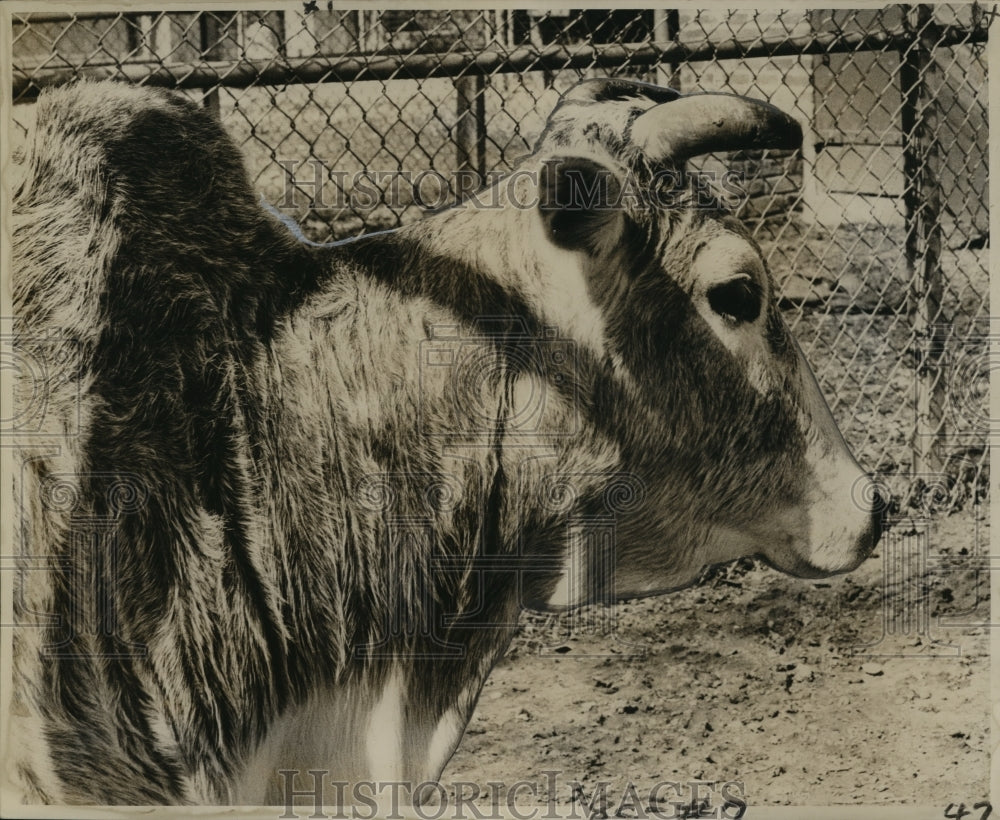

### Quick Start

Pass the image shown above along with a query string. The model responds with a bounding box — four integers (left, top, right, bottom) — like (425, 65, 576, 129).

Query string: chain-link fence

(10, 5, 990, 516)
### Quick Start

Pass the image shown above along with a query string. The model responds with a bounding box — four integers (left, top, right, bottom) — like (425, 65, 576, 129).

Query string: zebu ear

(538, 156, 625, 255)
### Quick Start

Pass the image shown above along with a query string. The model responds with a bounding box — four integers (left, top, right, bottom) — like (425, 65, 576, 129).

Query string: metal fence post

(134, 13, 172, 65)
(651, 9, 681, 90)
(199, 12, 222, 116)
(455, 73, 487, 187)
(901, 4, 946, 476)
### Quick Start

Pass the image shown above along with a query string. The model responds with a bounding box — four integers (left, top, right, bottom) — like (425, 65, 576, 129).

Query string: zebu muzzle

(755, 341, 885, 578)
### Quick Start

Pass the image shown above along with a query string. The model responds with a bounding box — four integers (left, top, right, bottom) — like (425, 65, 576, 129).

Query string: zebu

(9, 78, 882, 805)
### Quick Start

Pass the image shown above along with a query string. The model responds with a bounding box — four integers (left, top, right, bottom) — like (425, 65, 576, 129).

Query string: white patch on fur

(800, 428, 874, 572)
(233, 670, 492, 808)
(10, 396, 97, 803)
(509, 374, 540, 432)
(231, 709, 294, 805)
(233, 675, 401, 805)
(546, 571, 573, 609)
(6, 713, 64, 803)
(546, 530, 585, 609)
(527, 212, 608, 358)
(365, 667, 405, 782)
(425, 708, 466, 783)
(795, 344, 876, 573)
(417, 185, 609, 361)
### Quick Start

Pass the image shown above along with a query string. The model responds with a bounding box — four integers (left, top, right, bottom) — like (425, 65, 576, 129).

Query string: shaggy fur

(10, 79, 879, 805)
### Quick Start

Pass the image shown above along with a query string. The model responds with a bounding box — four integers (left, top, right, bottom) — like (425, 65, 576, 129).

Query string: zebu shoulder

(10, 81, 334, 803)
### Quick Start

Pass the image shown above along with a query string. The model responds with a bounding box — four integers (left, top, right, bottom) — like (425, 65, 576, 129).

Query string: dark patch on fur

(14, 83, 338, 800)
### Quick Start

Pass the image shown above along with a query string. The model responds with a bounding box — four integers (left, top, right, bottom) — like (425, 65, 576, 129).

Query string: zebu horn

(630, 92, 802, 163)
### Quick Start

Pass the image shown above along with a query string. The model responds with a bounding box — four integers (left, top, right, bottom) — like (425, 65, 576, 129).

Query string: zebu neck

(245, 228, 568, 802)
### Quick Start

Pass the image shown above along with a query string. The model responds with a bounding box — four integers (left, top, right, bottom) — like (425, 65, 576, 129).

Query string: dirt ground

(442, 504, 989, 812)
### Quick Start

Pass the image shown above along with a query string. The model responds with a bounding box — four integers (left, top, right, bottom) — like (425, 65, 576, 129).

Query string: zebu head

(475, 78, 885, 603)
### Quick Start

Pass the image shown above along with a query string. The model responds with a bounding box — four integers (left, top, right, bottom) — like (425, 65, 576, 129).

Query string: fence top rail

(13, 11, 127, 24)
(12, 21, 988, 99)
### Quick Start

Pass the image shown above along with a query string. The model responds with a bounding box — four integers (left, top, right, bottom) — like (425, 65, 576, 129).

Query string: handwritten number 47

(945, 803, 992, 820)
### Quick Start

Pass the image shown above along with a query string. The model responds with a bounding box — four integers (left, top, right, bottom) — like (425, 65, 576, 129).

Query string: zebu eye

(707, 277, 762, 324)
